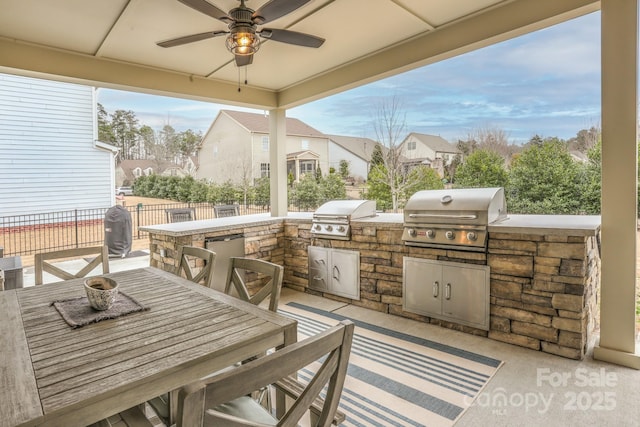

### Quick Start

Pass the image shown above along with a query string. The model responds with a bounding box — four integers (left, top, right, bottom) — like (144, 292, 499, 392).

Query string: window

(301, 140, 309, 150)
(300, 161, 315, 175)
(133, 167, 142, 178)
(407, 141, 416, 150)
(262, 136, 269, 152)
(261, 163, 270, 178)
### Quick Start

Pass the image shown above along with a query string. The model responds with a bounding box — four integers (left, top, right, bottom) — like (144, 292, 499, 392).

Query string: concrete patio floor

(19, 253, 640, 426)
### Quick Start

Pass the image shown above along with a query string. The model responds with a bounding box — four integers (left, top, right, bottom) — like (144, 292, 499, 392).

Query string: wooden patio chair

(151, 254, 283, 425)
(174, 245, 216, 288)
(224, 256, 284, 313)
(148, 256, 283, 425)
(175, 320, 354, 427)
(86, 405, 153, 427)
(165, 207, 196, 223)
(214, 204, 239, 218)
(34, 245, 109, 285)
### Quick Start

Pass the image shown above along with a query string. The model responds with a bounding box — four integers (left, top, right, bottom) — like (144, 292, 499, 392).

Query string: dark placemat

(51, 291, 148, 329)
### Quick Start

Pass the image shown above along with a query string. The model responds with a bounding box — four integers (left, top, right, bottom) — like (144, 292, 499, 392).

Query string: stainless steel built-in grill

(402, 187, 507, 251)
(311, 200, 377, 240)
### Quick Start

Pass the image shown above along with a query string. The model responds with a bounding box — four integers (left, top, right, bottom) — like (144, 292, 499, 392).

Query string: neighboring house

(399, 132, 461, 178)
(182, 155, 198, 177)
(115, 159, 187, 186)
(0, 73, 118, 217)
(197, 110, 330, 184)
(326, 135, 379, 182)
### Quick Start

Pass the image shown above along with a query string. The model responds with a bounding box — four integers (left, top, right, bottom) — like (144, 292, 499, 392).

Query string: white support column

(594, 0, 640, 369)
(269, 109, 288, 217)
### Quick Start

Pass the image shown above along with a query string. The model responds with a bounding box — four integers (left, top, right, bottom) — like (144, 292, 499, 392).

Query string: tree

(97, 103, 114, 144)
(369, 144, 385, 167)
(110, 110, 140, 161)
(459, 126, 521, 164)
(177, 129, 202, 159)
(291, 173, 321, 210)
(363, 165, 392, 211)
(365, 96, 422, 212)
(454, 149, 508, 189)
(320, 173, 347, 200)
(507, 138, 582, 214)
(402, 166, 445, 202)
(339, 160, 350, 179)
(253, 177, 270, 208)
(577, 139, 601, 214)
(567, 126, 600, 153)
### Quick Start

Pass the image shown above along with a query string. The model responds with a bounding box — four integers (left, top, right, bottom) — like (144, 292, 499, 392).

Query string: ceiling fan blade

(258, 28, 324, 48)
(252, 0, 312, 25)
(235, 54, 254, 67)
(177, 0, 233, 23)
(157, 31, 227, 48)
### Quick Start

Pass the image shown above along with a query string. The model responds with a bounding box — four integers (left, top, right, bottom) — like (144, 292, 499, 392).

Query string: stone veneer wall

(487, 232, 600, 360)
(146, 217, 600, 360)
(283, 219, 601, 360)
(148, 222, 285, 289)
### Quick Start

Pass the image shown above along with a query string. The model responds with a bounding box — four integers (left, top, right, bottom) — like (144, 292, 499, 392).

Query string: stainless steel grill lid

(312, 200, 376, 240)
(313, 200, 377, 219)
(402, 187, 507, 250)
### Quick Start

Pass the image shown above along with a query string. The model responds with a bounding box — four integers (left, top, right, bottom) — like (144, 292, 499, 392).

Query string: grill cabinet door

(441, 264, 489, 329)
(329, 248, 360, 300)
(403, 257, 442, 316)
(308, 246, 329, 292)
(403, 257, 490, 330)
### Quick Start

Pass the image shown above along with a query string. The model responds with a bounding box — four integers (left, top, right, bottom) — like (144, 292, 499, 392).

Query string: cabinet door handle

(333, 265, 340, 281)
(432, 281, 439, 298)
(445, 283, 451, 300)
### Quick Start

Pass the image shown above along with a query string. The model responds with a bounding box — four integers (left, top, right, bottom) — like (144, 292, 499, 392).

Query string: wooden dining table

(0, 267, 297, 427)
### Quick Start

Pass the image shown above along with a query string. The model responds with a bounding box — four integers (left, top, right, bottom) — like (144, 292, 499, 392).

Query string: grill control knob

(407, 228, 417, 237)
(426, 229, 435, 239)
(445, 230, 455, 240)
(314, 224, 322, 231)
(337, 225, 346, 232)
(326, 225, 333, 232)
(467, 231, 478, 241)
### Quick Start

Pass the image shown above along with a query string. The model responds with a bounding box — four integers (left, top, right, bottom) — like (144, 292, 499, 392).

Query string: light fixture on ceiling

(225, 26, 260, 56)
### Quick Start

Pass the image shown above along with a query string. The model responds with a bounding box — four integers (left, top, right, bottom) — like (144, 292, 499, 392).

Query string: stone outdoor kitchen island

(141, 212, 601, 360)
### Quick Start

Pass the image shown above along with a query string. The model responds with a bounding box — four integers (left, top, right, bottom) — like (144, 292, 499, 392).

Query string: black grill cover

(104, 205, 132, 257)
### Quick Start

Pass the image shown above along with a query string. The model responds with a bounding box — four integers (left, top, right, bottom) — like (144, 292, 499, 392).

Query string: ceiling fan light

(226, 31, 260, 56)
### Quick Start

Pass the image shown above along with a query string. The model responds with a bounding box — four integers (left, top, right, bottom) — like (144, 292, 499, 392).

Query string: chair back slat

(165, 208, 196, 223)
(175, 245, 216, 288)
(223, 257, 283, 312)
(176, 320, 354, 427)
(34, 246, 110, 285)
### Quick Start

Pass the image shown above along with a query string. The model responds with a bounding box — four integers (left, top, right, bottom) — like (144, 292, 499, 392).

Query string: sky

(97, 11, 601, 145)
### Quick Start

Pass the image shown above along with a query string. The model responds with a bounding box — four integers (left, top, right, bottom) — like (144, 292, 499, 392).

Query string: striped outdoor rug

(279, 302, 503, 427)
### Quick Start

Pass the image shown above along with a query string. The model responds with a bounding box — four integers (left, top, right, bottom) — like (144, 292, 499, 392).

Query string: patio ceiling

(0, 0, 599, 110)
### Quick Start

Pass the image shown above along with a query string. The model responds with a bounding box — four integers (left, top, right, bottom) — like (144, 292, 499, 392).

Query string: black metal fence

(0, 201, 275, 257)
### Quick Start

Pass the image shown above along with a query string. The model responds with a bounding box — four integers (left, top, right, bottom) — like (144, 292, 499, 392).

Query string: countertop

(140, 212, 600, 237)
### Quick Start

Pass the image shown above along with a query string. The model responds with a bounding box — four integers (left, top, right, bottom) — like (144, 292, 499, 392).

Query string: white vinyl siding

(0, 74, 115, 216)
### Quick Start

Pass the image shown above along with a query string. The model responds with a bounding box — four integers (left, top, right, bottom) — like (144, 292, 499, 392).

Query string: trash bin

(205, 234, 245, 291)
(104, 205, 132, 257)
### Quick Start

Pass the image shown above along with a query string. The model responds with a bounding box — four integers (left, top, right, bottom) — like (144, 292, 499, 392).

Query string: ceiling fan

(158, 0, 325, 66)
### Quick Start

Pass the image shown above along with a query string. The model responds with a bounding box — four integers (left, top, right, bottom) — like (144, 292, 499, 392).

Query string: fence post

(75, 209, 79, 248)
(136, 203, 142, 239)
